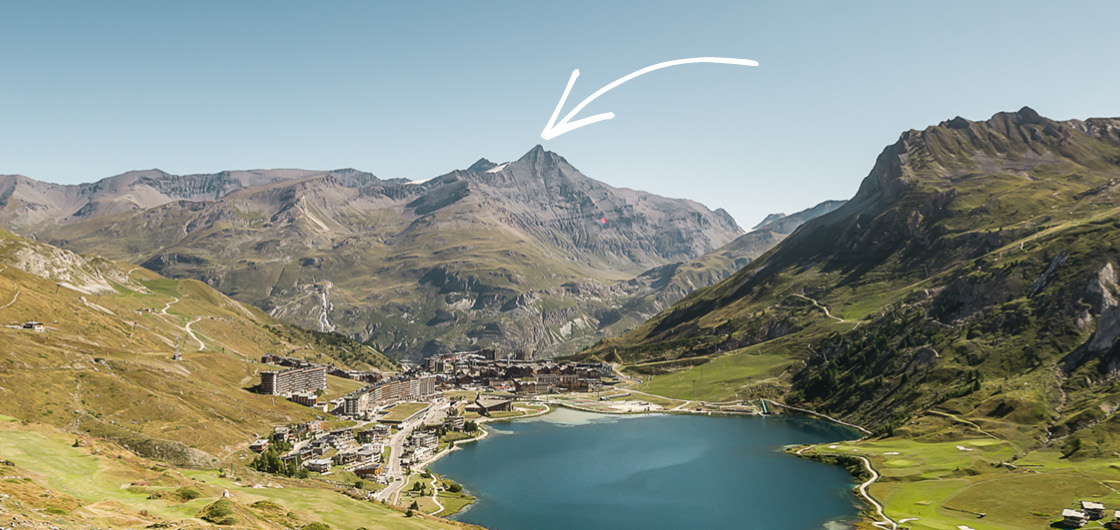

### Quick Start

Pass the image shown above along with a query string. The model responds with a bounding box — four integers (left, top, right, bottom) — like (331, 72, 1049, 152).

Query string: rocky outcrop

(0, 232, 132, 294)
(1064, 263, 1120, 375)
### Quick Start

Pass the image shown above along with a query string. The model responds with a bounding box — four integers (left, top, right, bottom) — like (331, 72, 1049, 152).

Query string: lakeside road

(377, 399, 450, 503)
(378, 402, 553, 516)
(856, 456, 897, 530)
(412, 402, 554, 471)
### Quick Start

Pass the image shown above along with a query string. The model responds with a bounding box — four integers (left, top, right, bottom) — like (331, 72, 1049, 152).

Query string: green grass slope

(0, 228, 395, 463)
(0, 416, 470, 530)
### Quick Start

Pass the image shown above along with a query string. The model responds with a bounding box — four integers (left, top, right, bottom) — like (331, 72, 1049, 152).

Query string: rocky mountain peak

(467, 158, 498, 173)
(753, 213, 786, 230)
(514, 145, 565, 169)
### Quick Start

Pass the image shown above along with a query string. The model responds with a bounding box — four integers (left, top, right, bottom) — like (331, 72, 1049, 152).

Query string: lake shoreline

(429, 404, 867, 530)
(421, 393, 887, 529)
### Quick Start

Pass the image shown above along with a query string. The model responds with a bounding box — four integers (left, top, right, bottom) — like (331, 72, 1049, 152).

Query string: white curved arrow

(540, 57, 759, 140)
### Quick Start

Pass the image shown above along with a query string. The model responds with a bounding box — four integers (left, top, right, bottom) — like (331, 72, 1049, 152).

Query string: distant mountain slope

(0, 228, 395, 463)
(0, 169, 319, 231)
(582, 108, 1120, 457)
(585, 199, 846, 342)
(750, 200, 846, 234)
(5, 147, 745, 359)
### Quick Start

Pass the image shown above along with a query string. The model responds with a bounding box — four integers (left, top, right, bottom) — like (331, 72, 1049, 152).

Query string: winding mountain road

(185, 317, 205, 350)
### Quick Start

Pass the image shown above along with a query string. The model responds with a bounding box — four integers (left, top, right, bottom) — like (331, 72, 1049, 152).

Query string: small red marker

(600, 217, 607, 224)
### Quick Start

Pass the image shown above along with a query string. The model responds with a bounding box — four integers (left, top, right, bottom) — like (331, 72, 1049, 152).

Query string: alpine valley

(4, 107, 1120, 530)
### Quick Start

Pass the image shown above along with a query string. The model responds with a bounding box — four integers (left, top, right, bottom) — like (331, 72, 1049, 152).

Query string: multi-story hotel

(260, 365, 327, 396)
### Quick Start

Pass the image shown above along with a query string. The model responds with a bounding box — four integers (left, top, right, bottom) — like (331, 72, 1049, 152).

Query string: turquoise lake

(430, 407, 861, 530)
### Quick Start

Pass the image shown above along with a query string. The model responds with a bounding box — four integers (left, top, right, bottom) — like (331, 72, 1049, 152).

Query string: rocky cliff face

(1, 147, 762, 359)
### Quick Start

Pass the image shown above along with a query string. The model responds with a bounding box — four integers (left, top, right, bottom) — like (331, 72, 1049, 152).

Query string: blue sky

(1, 1, 1118, 227)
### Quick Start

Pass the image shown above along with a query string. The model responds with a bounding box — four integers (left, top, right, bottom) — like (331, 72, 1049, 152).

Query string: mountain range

(0, 147, 836, 359)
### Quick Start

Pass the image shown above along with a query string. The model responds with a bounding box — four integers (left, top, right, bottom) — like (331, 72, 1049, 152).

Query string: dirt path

(928, 410, 999, 440)
(672, 400, 694, 411)
(0, 282, 19, 312)
(185, 317, 205, 351)
(429, 477, 445, 515)
(161, 297, 179, 315)
(793, 293, 848, 323)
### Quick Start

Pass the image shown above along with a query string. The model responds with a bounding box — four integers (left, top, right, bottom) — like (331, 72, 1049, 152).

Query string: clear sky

(2, 1, 1118, 227)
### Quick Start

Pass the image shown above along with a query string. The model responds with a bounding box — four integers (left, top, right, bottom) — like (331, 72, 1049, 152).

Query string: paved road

(375, 400, 449, 503)
(856, 455, 897, 530)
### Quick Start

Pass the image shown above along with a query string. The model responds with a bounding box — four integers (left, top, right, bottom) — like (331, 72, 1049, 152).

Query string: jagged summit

(467, 158, 497, 172)
(752, 213, 786, 230)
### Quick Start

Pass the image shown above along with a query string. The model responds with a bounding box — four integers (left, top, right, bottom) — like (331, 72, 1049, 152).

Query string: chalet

(304, 458, 332, 473)
(1082, 501, 1107, 520)
(355, 429, 381, 444)
(515, 380, 551, 395)
(328, 429, 355, 447)
(354, 465, 383, 479)
(444, 416, 465, 431)
(249, 439, 270, 452)
(412, 432, 438, 449)
(289, 391, 318, 407)
(467, 396, 513, 415)
(291, 420, 323, 438)
(1109, 511, 1120, 530)
(1063, 509, 1089, 528)
(280, 451, 306, 464)
(272, 426, 291, 441)
(356, 445, 381, 464)
(22, 322, 44, 332)
(371, 424, 391, 436)
(332, 451, 361, 465)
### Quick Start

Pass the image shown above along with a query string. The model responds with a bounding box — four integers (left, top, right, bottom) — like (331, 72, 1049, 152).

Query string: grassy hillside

(0, 415, 469, 530)
(0, 228, 395, 463)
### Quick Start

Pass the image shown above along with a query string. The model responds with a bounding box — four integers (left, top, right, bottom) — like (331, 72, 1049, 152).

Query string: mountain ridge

(579, 107, 1120, 460)
(1, 147, 760, 359)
